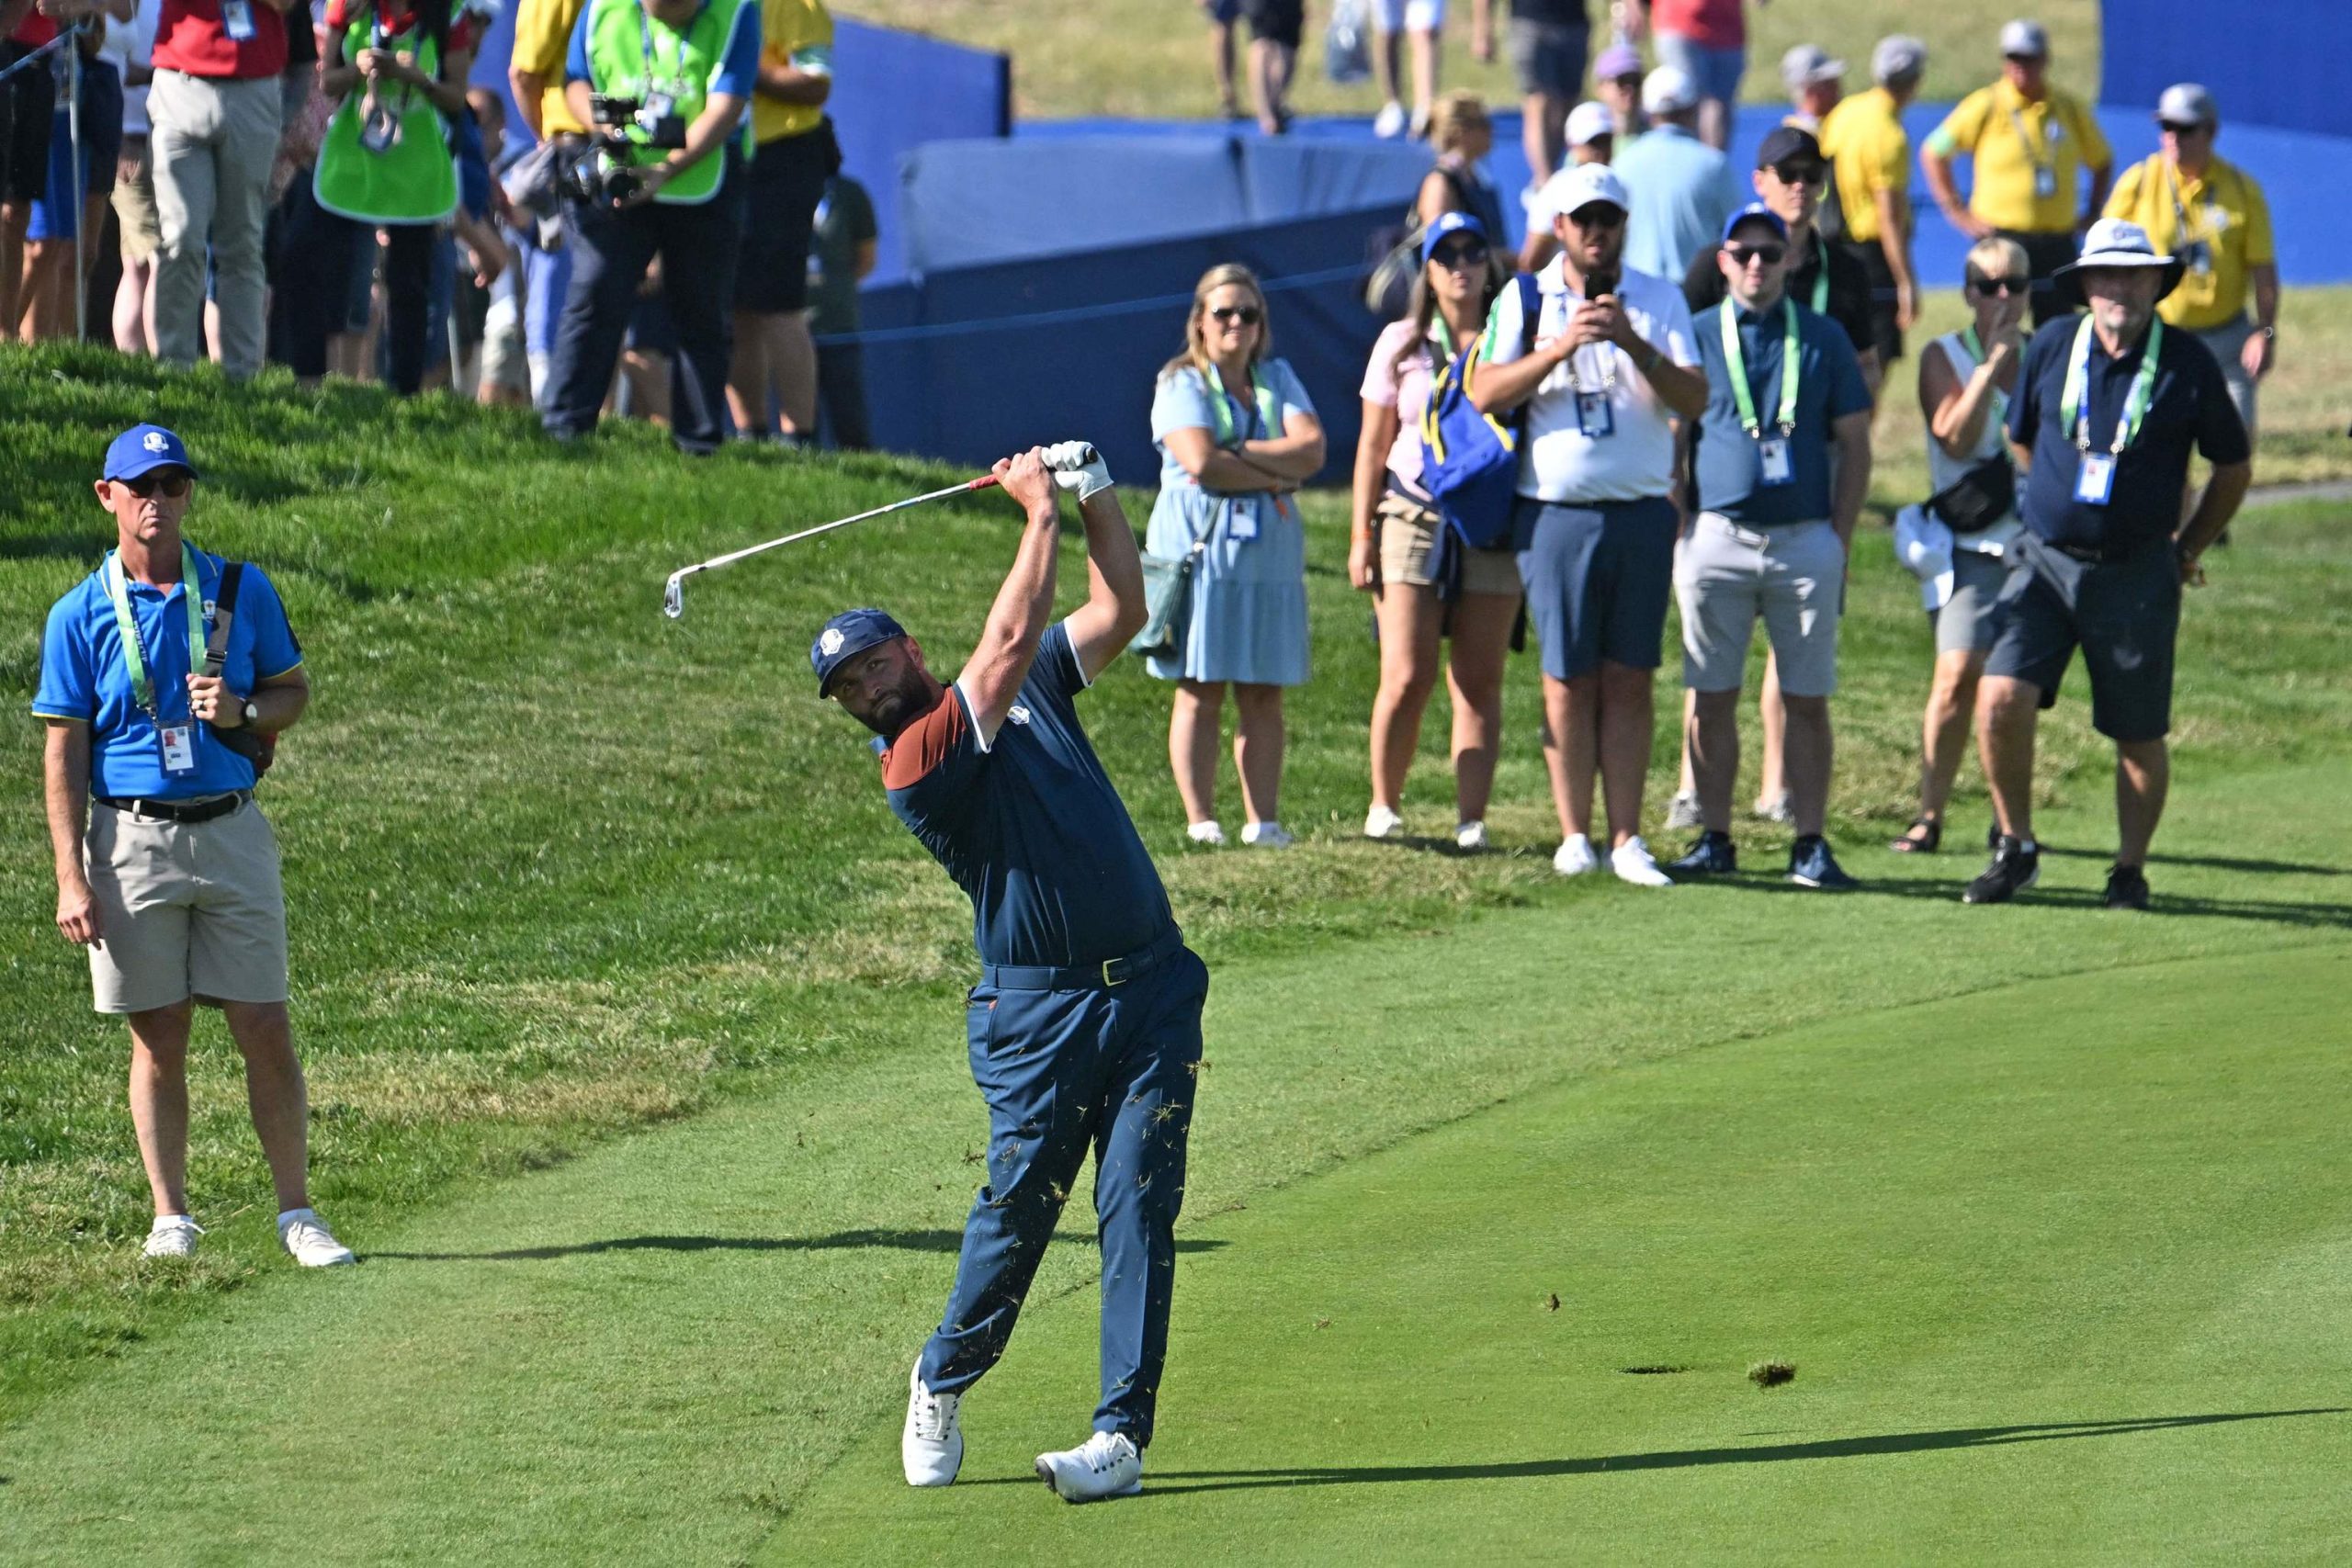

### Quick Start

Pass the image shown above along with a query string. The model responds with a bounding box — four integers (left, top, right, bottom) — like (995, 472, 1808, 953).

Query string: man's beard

(857, 665, 937, 738)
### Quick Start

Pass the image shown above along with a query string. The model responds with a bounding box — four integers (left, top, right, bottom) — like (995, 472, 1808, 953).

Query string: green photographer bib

(313, 9, 458, 225)
(582, 0, 751, 205)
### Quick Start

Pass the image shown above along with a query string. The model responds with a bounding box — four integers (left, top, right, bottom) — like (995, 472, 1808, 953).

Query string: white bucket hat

(2054, 218, 2187, 304)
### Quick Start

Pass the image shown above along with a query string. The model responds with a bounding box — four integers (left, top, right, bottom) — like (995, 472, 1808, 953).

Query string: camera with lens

(589, 92, 686, 151)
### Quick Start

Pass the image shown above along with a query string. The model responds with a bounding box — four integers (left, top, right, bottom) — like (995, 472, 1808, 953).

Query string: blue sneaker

(1668, 831, 1736, 876)
(1787, 835, 1860, 890)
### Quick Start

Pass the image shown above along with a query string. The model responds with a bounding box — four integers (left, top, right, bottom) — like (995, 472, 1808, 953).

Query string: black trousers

(542, 176, 744, 455)
(278, 192, 436, 395)
(816, 340, 870, 450)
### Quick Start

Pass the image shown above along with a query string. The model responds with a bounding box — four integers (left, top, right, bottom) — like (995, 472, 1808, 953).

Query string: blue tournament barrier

(2101, 0, 2348, 140)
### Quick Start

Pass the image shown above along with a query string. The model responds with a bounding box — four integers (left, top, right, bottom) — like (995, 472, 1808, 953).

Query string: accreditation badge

(160, 723, 198, 775)
(2033, 165, 2058, 199)
(2074, 454, 2118, 506)
(1575, 391, 1615, 439)
(1758, 437, 1794, 487)
(1227, 504, 1259, 542)
(221, 0, 256, 40)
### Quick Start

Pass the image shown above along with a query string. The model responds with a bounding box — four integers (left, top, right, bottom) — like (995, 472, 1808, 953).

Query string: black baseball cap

(1755, 126, 1826, 177)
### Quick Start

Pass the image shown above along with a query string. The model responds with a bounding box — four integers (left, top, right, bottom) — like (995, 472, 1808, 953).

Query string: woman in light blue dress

(1147, 264, 1326, 848)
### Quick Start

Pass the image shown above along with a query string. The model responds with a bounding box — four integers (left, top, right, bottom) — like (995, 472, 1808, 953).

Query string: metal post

(67, 30, 85, 343)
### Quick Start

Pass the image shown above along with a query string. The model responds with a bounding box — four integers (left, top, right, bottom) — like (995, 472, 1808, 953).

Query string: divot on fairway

(1747, 1359, 1798, 1388)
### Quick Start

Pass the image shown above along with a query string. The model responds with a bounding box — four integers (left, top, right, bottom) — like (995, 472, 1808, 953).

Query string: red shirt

(321, 0, 483, 55)
(10, 15, 61, 46)
(1650, 0, 1745, 50)
(154, 0, 289, 79)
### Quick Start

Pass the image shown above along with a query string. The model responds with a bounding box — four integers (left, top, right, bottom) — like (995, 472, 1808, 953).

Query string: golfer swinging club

(811, 444, 1207, 1504)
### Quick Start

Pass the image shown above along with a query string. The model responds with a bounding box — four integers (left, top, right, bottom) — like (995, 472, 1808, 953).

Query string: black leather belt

(97, 791, 252, 824)
(983, 926, 1184, 992)
(2045, 539, 2157, 566)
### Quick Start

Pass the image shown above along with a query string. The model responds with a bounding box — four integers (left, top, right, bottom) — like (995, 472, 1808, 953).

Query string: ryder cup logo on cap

(103, 423, 198, 483)
(1420, 209, 1488, 264)
(1541, 162, 1630, 225)
(809, 606, 909, 694)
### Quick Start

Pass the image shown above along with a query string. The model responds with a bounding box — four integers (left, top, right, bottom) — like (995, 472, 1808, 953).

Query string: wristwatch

(239, 697, 260, 727)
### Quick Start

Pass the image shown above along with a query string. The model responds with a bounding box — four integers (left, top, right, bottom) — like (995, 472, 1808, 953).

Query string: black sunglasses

(1431, 239, 1490, 267)
(1207, 305, 1262, 326)
(1770, 161, 1826, 187)
(2159, 120, 2210, 136)
(119, 471, 192, 499)
(1567, 205, 1626, 230)
(1725, 243, 1787, 266)
(1968, 274, 2031, 296)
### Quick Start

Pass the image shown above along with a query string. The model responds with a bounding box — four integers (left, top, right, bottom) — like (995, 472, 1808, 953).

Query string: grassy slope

(3, 763, 2346, 1564)
(3, 346, 2349, 1426)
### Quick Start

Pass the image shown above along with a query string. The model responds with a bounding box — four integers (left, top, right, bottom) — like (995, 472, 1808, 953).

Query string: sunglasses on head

(1207, 305, 1262, 326)
(118, 471, 192, 499)
(1431, 238, 1490, 267)
(1726, 243, 1787, 266)
(1968, 274, 2031, 296)
(1567, 205, 1626, 230)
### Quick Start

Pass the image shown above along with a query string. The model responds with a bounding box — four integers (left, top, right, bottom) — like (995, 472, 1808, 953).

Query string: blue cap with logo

(1722, 201, 1791, 244)
(1420, 209, 1489, 265)
(103, 423, 198, 483)
(810, 607, 909, 694)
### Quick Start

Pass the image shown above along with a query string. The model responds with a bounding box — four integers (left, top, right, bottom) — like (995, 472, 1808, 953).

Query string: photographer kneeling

(540, 0, 760, 454)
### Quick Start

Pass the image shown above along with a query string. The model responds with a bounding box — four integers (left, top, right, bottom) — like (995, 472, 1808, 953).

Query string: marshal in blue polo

(814, 444, 1205, 1505)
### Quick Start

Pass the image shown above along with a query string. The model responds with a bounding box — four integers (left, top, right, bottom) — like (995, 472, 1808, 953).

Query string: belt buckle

(1102, 956, 1127, 987)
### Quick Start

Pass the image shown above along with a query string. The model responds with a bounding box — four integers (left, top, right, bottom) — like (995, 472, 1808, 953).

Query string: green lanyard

(1207, 368, 1279, 446)
(104, 543, 206, 722)
(2059, 315, 2165, 455)
(1721, 299, 1802, 439)
(1804, 235, 1828, 314)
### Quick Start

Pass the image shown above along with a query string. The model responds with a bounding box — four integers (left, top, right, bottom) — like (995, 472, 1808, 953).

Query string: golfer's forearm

(2180, 463, 2252, 558)
(978, 510, 1064, 660)
(1076, 491, 1148, 630)
(42, 727, 89, 884)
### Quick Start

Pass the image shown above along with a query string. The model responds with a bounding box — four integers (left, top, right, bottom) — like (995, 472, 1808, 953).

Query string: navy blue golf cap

(104, 423, 198, 483)
(811, 607, 909, 694)
(1722, 201, 1791, 244)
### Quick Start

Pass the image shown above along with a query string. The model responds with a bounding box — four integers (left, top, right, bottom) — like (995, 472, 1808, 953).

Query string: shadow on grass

(1681, 872, 2352, 931)
(1089, 1409, 2348, 1495)
(2037, 844, 2351, 878)
(374, 1230, 1229, 1262)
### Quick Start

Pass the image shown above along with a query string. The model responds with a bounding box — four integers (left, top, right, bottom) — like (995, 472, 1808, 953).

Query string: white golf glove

(1041, 441, 1115, 502)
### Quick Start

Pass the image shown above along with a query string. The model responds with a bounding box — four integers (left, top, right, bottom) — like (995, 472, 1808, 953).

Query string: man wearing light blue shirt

(1614, 65, 1745, 282)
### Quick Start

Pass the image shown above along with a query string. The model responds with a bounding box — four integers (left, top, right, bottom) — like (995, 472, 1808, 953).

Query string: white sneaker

(1363, 805, 1405, 840)
(142, 1215, 203, 1259)
(1454, 820, 1488, 851)
(1186, 819, 1227, 847)
(277, 1209, 356, 1268)
(1035, 1429, 1143, 1503)
(1373, 100, 1408, 139)
(902, 1362, 963, 1487)
(1611, 836, 1675, 888)
(1552, 834, 1600, 875)
(1240, 822, 1295, 849)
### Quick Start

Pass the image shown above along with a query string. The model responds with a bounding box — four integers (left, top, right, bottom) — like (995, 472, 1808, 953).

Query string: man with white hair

(1614, 65, 1743, 282)
(1780, 43, 1843, 132)
(1965, 220, 2251, 910)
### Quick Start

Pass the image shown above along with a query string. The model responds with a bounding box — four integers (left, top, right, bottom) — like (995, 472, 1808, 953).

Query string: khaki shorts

(1675, 513, 1846, 698)
(1374, 492, 1522, 597)
(112, 135, 160, 263)
(85, 798, 288, 1014)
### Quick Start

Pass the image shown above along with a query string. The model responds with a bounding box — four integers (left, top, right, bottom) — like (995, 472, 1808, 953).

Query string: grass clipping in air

(1748, 1359, 1798, 1389)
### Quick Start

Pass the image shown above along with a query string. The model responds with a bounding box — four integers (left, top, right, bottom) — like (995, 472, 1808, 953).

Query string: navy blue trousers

(919, 945, 1208, 1449)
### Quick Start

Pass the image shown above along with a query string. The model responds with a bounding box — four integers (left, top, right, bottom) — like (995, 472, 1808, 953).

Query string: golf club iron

(662, 472, 1004, 619)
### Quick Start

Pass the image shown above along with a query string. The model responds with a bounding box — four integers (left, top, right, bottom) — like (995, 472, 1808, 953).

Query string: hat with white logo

(810, 607, 910, 694)
(102, 423, 198, 483)
(2055, 217, 2187, 302)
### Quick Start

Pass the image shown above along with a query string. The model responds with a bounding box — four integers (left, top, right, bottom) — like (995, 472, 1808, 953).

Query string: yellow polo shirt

(1926, 79, 2112, 235)
(513, 0, 588, 138)
(750, 0, 833, 144)
(1819, 86, 1908, 244)
(2105, 152, 2275, 332)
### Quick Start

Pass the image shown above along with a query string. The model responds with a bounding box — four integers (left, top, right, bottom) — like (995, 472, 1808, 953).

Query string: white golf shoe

(1035, 1429, 1142, 1503)
(1373, 100, 1408, 139)
(1363, 805, 1404, 840)
(902, 1363, 963, 1486)
(277, 1209, 356, 1267)
(1454, 820, 1488, 852)
(1185, 819, 1227, 847)
(1611, 836, 1675, 888)
(1239, 821, 1295, 849)
(1552, 834, 1600, 875)
(142, 1215, 203, 1259)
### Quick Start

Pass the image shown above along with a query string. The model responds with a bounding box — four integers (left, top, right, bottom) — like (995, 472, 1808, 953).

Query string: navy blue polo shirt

(2009, 315, 2251, 555)
(1689, 297, 1873, 525)
(882, 622, 1170, 970)
(31, 547, 302, 799)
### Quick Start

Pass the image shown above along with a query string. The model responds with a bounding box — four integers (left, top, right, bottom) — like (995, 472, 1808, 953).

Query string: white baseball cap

(1642, 65, 1700, 117)
(1538, 163, 1631, 226)
(1566, 100, 1616, 149)
(2157, 83, 2218, 127)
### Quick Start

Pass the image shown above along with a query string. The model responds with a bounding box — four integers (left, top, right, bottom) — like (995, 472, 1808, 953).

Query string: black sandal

(1890, 817, 1941, 854)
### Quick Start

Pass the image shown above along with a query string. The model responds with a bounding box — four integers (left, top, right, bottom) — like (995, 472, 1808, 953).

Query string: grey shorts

(1507, 18, 1589, 99)
(1932, 547, 2012, 656)
(84, 798, 289, 1014)
(2195, 318, 2258, 440)
(1675, 513, 1846, 697)
(1984, 534, 2181, 742)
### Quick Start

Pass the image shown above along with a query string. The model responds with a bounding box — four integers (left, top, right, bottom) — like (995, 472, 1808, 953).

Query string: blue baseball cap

(1722, 201, 1791, 244)
(810, 607, 909, 694)
(1420, 210, 1489, 264)
(103, 423, 198, 483)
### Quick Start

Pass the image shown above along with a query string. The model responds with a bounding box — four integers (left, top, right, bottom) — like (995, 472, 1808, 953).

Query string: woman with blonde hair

(1146, 264, 1326, 847)
(1893, 234, 2030, 853)
(1349, 212, 1519, 848)
(1414, 91, 1510, 241)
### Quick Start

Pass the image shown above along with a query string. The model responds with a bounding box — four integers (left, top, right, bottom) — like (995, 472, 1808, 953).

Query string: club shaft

(680, 474, 1001, 581)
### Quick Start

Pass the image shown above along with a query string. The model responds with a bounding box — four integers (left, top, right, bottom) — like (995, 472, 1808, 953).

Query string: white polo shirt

(1480, 258, 1696, 503)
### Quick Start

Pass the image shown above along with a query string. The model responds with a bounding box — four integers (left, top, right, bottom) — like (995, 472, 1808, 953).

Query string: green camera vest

(312, 9, 458, 225)
(580, 0, 751, 205)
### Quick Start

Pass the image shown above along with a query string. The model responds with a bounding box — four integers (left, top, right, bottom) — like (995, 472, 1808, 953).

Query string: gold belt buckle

(1102, 957, 1126, 987)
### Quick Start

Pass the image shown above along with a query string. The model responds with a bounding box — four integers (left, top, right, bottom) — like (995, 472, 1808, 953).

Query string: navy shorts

(1513, 495, 1678, 681)
(736, 124, 831, 313)
(1984, 533, 2182, 742)
(0, 39, 57, 206)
